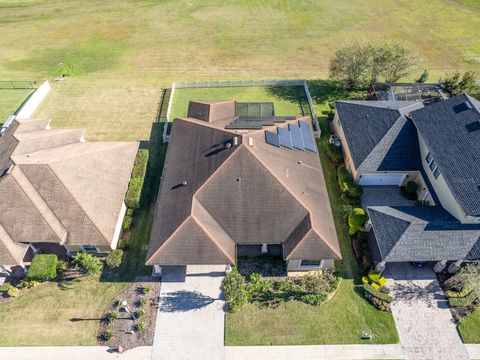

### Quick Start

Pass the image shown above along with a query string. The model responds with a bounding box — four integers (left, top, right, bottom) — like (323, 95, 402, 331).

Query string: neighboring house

(146, 100, 341, 274)
(0, 118, 138, 272)
(333, 94, 480, 273)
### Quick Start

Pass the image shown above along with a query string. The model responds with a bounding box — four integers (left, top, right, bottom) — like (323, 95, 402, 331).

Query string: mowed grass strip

(0, 89, 33, 125)
(170, 86, 306, 120)
(458, 307, 480, 344)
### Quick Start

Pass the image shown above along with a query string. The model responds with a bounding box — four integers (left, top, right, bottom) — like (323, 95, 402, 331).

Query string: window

(429, 160, 437, 172)
(433, 167, 441, 179)
(300, 260, 321, 267)
(81, 245, 97, 252)
(425, 152, 433, 165)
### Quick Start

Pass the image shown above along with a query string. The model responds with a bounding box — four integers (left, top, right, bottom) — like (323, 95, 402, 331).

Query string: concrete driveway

(151, 265, 226, 360)
(384, 263, 469, 360)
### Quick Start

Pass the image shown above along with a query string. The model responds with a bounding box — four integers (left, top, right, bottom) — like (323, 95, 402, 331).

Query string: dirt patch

(97, 276, 161, 350)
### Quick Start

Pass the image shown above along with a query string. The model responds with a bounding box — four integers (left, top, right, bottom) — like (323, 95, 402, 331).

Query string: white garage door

(359, 173, 407, 186)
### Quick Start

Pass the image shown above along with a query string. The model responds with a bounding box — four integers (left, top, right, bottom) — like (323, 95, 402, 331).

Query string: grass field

(459, 308, 480, 344)
(0, 0, 479, 140)
(225, 85, 399, 345)
(0, 89, 33, 125)
(170, 86, 307, 120)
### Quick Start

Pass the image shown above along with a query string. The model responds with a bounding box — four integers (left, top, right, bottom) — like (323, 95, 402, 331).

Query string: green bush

(348, 208, 368, 235)
(363, 283, 393, 303)
(126, 208, 134, 216)
(125, 149, 149, 209)
(26, 254, 58, 281)
(7, 286, 19, 298)
(137, 297, 148, 308)
(337, 165, 353, 193)
(223, 269, 249, 312)
(122, 215, 133, 231)
(449, 291, 478, 308)
(341, 192, 361, 206)
(325, 143, 343, 165)
(346, 184, 362, 198)
(140, 284, 151, 294)
(446, 288, 472, 298)
(135, 309, 145, 318)
(403, 181, 419, 200)
(72, 251, 103, 276)
(56, 260, 68, 274)
(17, 280, 39, 289)
(106, 249, 123, 269)
(105, 311, 118, 324)
(103, 330, 113, 341)
(135, 322, 145, 332)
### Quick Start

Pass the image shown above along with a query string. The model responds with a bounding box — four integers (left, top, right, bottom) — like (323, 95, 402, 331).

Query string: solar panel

(265, 130, 280, 147)
(299, 120, 317, 152)
(277, 127, 293, 149)
(288, 123, 304, 150)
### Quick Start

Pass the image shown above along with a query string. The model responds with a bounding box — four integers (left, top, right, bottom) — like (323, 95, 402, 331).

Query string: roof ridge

(245, 145, 342, 258)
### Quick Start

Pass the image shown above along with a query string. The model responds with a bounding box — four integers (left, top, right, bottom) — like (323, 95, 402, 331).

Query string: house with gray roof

(147, 100, 341, 274)
(333, 94, 480, 273)
(0, 118, 138, 271)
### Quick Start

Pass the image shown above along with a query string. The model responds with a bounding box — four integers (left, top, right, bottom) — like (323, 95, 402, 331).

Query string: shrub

(341, 192, 361, 206)
(56, 260, 68, 274)
(137, 297, 148, 308)
(135, 309, 145, 318)
(105, 311, 118, 324)
(0, 283, 19, 297)
(125, 149, 149, 209)
(135, 322, 145, 332)
(113, 299, 121, 308)
(325, 143, 343, 165)
(449, 291, 478, 308)
(348, 208, 368, 235)
(223, 269, 249, 312)
(363, 283, 393, 311)
(106, 249, 123, 269)
(416, 69, 429, 83)
(337, 165, 353, 193)
(346, 184, 362, 198)
(26, 254, 58, 281)
(140, 284, 151, 294)
(126, 208, 134, 216)
(446, 288, 472, 298)
(103, 330, 113, 341)
(403, 181, 419, 200)
(72, 251, 102, 276)
(367, 271, 387, 287)
(17, 280, 39, 289)
(122, 215, 133, 231)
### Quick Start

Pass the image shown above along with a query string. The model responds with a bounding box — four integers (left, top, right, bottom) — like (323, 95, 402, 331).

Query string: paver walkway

(151, 265, 226, 360)
(384, 263, 469, 360)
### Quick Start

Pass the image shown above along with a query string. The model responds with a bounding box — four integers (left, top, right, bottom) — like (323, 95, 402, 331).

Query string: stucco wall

(418, 133, 473, 223)
(287, 259, 334, 272)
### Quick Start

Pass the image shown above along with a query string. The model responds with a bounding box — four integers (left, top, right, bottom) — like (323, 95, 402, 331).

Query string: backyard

(0, 88, 33, 125)
(225, 83, 399, 345)
(0, 123, 168, 345)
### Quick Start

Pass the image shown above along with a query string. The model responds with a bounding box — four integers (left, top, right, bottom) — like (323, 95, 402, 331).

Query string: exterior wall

(287, 259, 334, 272)
(331, 113, 359, 180)
(237, 244, 283, 257)
(418, 133, 471, 223)
(64, 244, 112, 256)
(111, 202, 126, 250)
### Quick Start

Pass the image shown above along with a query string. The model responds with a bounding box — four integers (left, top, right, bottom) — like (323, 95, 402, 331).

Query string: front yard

(459, 308, 480, 343)
(225, 82, 399, 345)
(0, 123, 168, 345)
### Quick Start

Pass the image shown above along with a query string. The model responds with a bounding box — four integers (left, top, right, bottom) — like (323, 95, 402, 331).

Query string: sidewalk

(0, 346, 152, 360)
(225, 344, 405, 360)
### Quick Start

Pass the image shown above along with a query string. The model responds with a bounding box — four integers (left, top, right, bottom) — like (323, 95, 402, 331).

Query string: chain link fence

(0, 80, 38, 89)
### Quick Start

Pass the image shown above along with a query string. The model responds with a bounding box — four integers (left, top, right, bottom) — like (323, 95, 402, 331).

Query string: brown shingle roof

(0, 118, 138, 264)
(147, 104, 341, 265)
(187, 100, 235, 123)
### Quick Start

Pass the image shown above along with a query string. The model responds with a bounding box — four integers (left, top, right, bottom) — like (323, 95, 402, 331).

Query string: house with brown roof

(147, 100, 341, 274)
(0, 117, 138, 271)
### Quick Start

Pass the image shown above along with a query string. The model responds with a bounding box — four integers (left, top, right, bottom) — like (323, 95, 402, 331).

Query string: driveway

(384, 263, 469, 360)
(151, 265, 226, 360)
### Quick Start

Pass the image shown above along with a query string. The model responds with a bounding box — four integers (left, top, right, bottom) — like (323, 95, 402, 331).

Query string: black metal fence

(0, 80, 38, 89)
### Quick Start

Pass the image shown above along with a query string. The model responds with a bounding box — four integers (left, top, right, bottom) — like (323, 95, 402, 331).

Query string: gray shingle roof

(367, 206, 480, 262)
(335, 101, 423, 172)
(410, 94, 480, 217)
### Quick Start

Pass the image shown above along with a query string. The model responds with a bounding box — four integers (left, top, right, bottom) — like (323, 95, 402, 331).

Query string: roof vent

(224, 142, 232, 149)
(248, 137, 253, 146)
(182, 180, 188, 186)
(233, 137, 239, 146)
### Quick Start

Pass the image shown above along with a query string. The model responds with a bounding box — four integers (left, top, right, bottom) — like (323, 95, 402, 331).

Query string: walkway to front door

(151, 265, 226, 360)
(384, 263, 469, 360)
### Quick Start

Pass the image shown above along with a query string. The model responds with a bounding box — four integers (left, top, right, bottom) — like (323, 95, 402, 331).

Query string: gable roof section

(368, 206, 480, 262)
(146, 118, 238, 264)
(0, 223, 28, 266)
(335, 101, 423, 171)
(410, 94, 480, 217)
(187, 100, 235, 123)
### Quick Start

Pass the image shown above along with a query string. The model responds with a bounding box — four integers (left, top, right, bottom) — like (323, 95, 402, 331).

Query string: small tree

(381, 42, 419, 82)
(72, 251, 102, 276)
(417, 69, 429, 83)
(222, 269, 249, 312)
(106, 249, 123, 269)
(443, 71, 479, 96)
(348, 208, 368, 235)
(446, 262, 480, 292)
(329, 43, 371, 89)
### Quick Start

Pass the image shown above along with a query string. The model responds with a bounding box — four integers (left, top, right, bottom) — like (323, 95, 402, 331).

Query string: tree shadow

(306, 80, 365, 104)
(264, 85, 309, 116)
(159, 290, 216, 312)
(391, 281, 441, 307)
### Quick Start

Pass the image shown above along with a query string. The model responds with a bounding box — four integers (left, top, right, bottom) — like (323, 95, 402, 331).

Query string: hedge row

(448, 290, 478, 308)
(446, 288, 472, 298)
(363, 283, 393, 303)
(26, 254, 58, 281)
(125, 149, 149, 209)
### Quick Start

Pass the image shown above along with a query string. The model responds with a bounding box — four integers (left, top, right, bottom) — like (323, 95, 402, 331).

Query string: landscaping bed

(237, 255, 287, 279)
(97, 277, 161, 350)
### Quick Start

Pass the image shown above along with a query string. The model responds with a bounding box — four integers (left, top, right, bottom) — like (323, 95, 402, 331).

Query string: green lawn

(459, 308, 480, 343)
(0, 123, 168, 345)
(225, 82, 398, 345)
(0, 0, 478, 140)
(0, 89, 32, 125)
(170, 86, 307, 120)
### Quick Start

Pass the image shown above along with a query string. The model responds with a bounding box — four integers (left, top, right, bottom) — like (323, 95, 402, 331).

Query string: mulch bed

(237, 255, 287, 279)
(97, 276, 161, 350)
